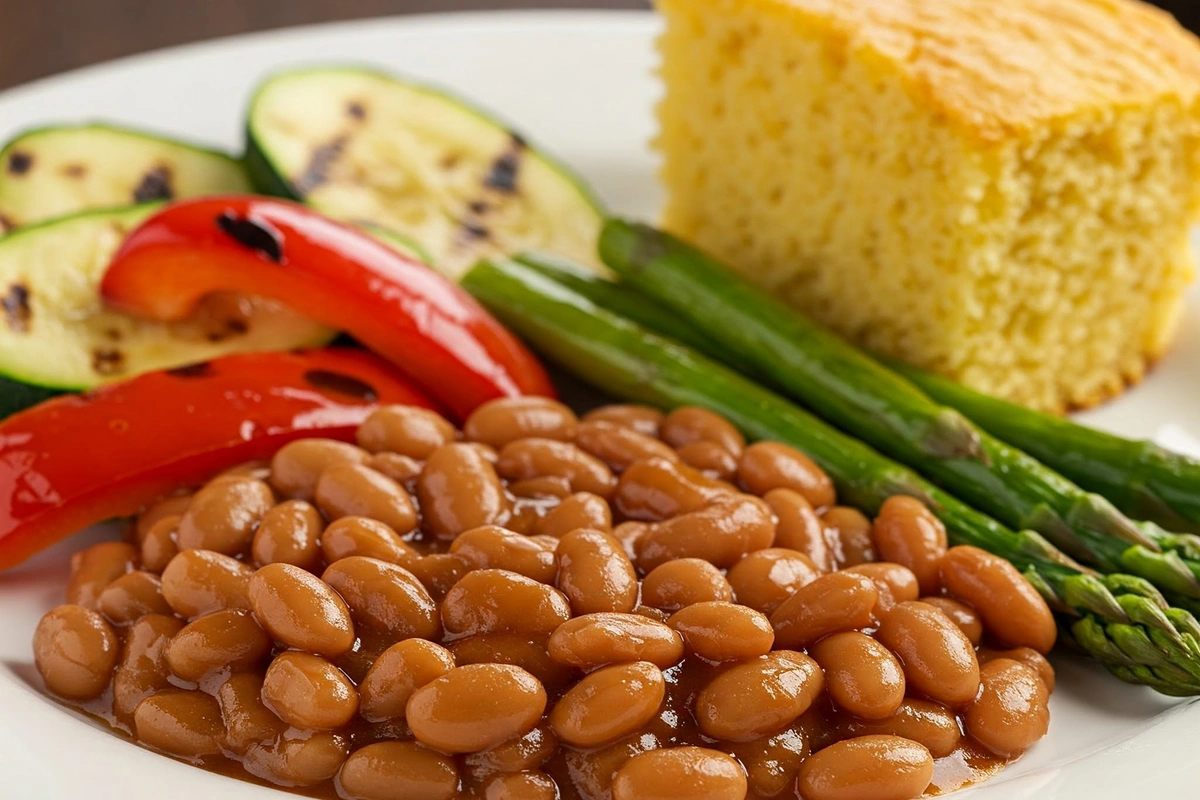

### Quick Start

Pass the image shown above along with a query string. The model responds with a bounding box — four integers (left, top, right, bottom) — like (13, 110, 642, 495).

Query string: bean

(496, 438, 616, 498)
(338, 741, 459, 800)
(582, 405, 663, 437)
(641, 559, 733, 611)
(252, 500, 324, 570)
(727, 549, 819, 615)
(634, 605, 671, 624)
(536, 492, 612, 538)
(921, 597, 983, 646)
(823, 506, 876, 568)
(770, 572, 878, 649)
(843, 562, 920, 608)
(262, 652, 359, 730)
(176, 478, 274, 555)
(243, 730, 348, 786)
(315, 463, 418, 536)
(668, 602, 774, 662)
(613, 457, 728, 521)
(872, 496, 948, 595)
(836, 699, 962, 758)
(217, 672, 283, 755)
(321, 516, 418, 567)
(965, 659, 1051, 757)
(611, 521, 650, 560)
(451, 525, 558, 584)
(503, 503, 542, 537)
(811, 632, 905, 720)
(471, 771, 557, 800)
(450, 634, 577, 692)
(696, 651, 824, 741)
(978, 647, 1056, 692)
(359, 639, 456, 722)
(408, 553, 472, 601)
(463, 724, 558, 776)
(217, 461, 271, 481)
(676, 441, 739, 482)
(135, 494, 193, 542)
(322, 557, 439, 640)
(613, 746, 747, 800)
(97, 570, 171, 624)
(637, 495, 775, 571)
(134, 690, 223, 758)
(33, 605, 119, 700)
(661, 407, 745, 456)
(556, 529, 638, 614)
(765, 489, 836, 572)
(407, 664, 547, 753)
(112, 614, 183, 721)
(66, 541, 138, 609)
(548, 613, 685, 669)
(271, 439, 368, 500)
(418, 444, 511, 540)
(357, 405, 457, 458)
(166, 609, 272, 683)
(739, 441, 834, 508)
(940, 545, 1057, 654)
(464, 396, 578, 448)
(797, 735, 933, 800)
(574, 420, 678, 472)
(248, 562, 356, 658)
(140, 515, 181, 573)
(366, 452, 424, 484)
(160, 549, 253, 619)
(875, 601, 980, 706)
(550, 661, 666, 747)
(441, 569, 570, 638)
(508, 476, 573, 499)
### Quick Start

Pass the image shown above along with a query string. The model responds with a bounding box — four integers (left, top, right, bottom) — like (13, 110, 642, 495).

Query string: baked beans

(34, 402, 1053, 798)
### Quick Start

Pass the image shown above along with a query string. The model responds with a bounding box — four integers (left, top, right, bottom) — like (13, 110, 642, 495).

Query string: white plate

(0, 10, 1198, 800)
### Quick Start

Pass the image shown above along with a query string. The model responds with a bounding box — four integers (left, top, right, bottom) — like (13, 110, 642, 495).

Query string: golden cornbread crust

(655, 0, 1200, 413)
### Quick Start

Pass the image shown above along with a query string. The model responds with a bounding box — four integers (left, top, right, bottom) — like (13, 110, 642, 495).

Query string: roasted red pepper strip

(99, 197, 554, 420)
(0, 348, 434, 571)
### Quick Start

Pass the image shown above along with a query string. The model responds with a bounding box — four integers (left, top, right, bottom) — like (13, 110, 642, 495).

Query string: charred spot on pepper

(132, 166, 174, 202)
(483, 134, 527, 195)
(7, 151, 33, 175)
(166, 362, 213, 379)
(461, 221, 490, 241)
(303, 370, 378, 402)
(294, 136, 347, 194)
(468, 200, 489, 215)
(92, 348, 125, 376)
(62, 163, 87, 179)
(346, 101, 367, 120)
(216, 211, 284, 263)
(3, 283, 32, 333)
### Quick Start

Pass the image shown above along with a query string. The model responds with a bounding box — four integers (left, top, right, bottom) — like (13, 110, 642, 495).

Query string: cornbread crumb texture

(656, 0, 1200, 412)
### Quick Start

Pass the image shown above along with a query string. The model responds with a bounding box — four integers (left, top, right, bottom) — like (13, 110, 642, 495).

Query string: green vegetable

(887, 359, 1200, 535)
(0, 124, 250, 231)
(0, 377, 59, 418)
(0, 205, 332, 394)
(462, 256, 1200, 696)
(244, 66, 607, 280)
(598, 220, 1200, 606)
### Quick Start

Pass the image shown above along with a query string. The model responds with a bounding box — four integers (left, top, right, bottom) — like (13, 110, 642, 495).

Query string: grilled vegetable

(0, 348, 433, 571)
(462, 257, 1200, 697)
(887, 360, 1200, 535)
(100, 196, 555, 420)
(0, 124, 250, 231)
(244, 67, 606, 279)
(599, 221, 1200, 607)
(0, 205, 332, 394)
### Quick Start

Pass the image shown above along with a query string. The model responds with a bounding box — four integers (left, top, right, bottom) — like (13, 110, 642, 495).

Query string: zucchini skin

(0, 377, 60, 420)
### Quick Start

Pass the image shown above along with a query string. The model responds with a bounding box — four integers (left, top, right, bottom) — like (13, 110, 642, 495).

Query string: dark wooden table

(3, 0, 1195, 92)
(0, 1, 650, 91)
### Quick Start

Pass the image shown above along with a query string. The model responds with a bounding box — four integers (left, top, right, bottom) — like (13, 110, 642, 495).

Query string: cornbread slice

(656, 0, 1200, 413)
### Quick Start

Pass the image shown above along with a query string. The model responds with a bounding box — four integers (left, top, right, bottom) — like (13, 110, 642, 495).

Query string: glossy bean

(357, 405, 457, 458)
(921, 597, 983, 646)
(140, 515, 181, 573)
(464, 396, 578, 449)
(176, 478, 274, 555)
(322, 557, 439, 640)
(441, 569, 570, 638)
(739, 441, 834, 508)
(676, 441, 739, 482)
(271, 439, 368, 500)
(66, 541, 138, 609)
(471, 771, 557, 800)
(797, 735, 933, 800)
(366, 452, 424, 484)
(408, 553, 472, 601)
(612, 746, 747, 800)
(418, 444, 511, 540)
(965, 659, 1051, 757)
(696, 651, 824, 741)
(574, 420, 678, 472)
(612, 457, 728, 521)
(765, 489, 836, 572)
(135, 494, 193, 542)
(661, 407, 745, 456)
(243, 730, 348, 786)
(252, 500, 324, 570)
(582, 405, 663, 437)
(160, 549, 253, 619)
(449, 634, 577, 692)
(134, 690, 224, 758)
(262, 652, 359, 730)
(641, 559, 733, 611)
(463, 724, 558, 776)
(550, 661, 666, 747)
(875, 601, 980, 707)
(836, 699, 962, 758)
(407, 664, 547, 754)
(548, 613, 685, 669)
(536, 492, 612, 538)
(843, 562, 920, 608)
(637, 495, 775, 571)
(727, 549, 819, 615)
(33, 605, 119, 700)
(321, 516, 418, 567)
(451, 526, 558, 584)
(811, 632, 905, 720)
(248, 562, 356, 658)
(940, 545, 1057, 654)
(166, 608, 272, 683)
(315, 463, 418, 536)
(359, 639, 456, 722)
(496, 438, 616, 498)
(338, 741, 459, 800)
(668, 602, 774, 662)
(872, 496, 948, 596)
(770, 572, 878, 649)
(97, 570, 171, 624)
(556, 529, 638, 614)
(978, 647, 1056, 692)
(823, 506, 876, 568)
(112, 614, 183, 721)
(217, 672, 283, 755)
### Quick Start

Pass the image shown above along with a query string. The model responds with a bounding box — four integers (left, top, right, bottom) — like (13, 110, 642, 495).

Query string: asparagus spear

(462, 257, 1200, 696)
(598, 221, 1200, 602)
(885, 359, 1200, 535)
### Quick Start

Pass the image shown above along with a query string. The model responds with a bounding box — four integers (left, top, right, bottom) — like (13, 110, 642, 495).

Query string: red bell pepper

(0, 348, 433, 571)
(99, 197, 554, 421)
